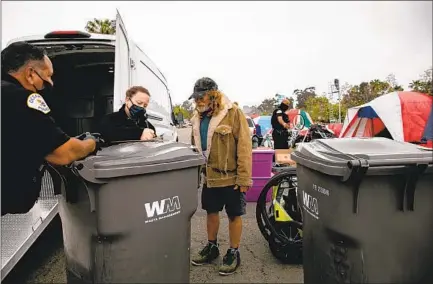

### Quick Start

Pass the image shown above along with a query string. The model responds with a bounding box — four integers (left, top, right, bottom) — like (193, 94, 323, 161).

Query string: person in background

(1, 42, 98, 216)
(255, 123, 263, 146)
(271, 99, 291, 149)
(99, 86, 156, 143)
(189, 77, 252, 276)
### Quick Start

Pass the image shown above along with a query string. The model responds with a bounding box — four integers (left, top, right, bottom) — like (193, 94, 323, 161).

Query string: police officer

(1, 42, 99, 216)
(271, 98, 291, 149)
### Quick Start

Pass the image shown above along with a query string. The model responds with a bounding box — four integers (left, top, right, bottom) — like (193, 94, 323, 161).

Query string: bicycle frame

(271, 175, 303, 237)
(263, 133, 274, 148)
(298, 125, 333, 145)
(287, 113, 305, 148)
(287, 129, 300, 148)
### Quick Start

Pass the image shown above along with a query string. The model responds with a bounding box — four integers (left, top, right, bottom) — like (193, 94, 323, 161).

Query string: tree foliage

(173, 100, 194, 120)
(244, 68, 431, 121)
(243, 105, 260, 115)
(409, 67, 432, 96)
(385, 73, 404, 91)
(302, 69, 431, 122)
(173, 105, 191, 120)
(340, 74, 406, 110)
(85, 18, 116, 35)
(305, 96, 329, 122)
(242, 94, 295, 116)
(305, 96, 344, 123)
(257, 97, 278, 115)
(235, 67, 430, 121)
(181, 100, 194, 115)
(294, 87, 316, 109)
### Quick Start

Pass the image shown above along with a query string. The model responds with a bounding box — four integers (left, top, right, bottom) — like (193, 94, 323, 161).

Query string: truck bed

(1, 172, 58, 281)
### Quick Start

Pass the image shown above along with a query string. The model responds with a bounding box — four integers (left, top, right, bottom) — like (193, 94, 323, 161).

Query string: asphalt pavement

(3, 127, 303, 283)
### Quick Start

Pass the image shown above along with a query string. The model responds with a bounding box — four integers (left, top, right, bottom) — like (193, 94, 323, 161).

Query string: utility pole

(328, 82, 339, 123)
(324, 91, 332, 122)
(334, 79, 341, 123)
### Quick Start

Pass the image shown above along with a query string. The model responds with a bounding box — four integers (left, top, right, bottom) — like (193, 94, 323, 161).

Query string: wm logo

(144, 196, 181, 218)
(302, 191, 319, 216)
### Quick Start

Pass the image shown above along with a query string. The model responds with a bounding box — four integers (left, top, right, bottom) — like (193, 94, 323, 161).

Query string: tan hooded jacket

(190, 96, 253, 188)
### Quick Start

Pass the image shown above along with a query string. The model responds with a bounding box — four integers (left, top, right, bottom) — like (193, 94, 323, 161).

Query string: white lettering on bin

(302, 191, 319, 219)
(144, 196, 181, 223)
(313, 184, 330, 196)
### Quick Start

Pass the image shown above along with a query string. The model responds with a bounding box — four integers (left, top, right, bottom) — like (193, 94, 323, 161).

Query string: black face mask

(129, 102, 146, 120)
(32, 71, 53, 97)
(280, 103, 289, 112)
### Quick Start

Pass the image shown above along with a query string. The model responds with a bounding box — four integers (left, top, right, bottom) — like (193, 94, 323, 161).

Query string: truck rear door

(114, 10, 131, 111)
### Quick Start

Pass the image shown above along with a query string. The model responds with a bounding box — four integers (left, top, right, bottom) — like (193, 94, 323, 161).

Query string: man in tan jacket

(189, 77, 252, 275)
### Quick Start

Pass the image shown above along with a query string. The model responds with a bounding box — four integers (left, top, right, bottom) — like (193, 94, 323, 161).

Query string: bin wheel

(256, 170, 302, 244)
(269, 232, 303, 264)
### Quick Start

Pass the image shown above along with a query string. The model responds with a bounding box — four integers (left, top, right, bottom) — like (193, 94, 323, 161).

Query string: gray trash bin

(291, 137, 433, 284)
(58, 141, 205, 284)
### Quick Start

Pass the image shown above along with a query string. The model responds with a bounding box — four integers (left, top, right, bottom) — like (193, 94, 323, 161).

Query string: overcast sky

(2, 1, 432, 106)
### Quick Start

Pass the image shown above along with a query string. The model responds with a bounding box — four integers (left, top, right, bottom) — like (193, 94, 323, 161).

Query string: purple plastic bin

(246, 176, 272, 202)
(252, 149, 275, 178)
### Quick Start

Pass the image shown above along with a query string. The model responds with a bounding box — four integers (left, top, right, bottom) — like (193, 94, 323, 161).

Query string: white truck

(1, 10, 178, 280)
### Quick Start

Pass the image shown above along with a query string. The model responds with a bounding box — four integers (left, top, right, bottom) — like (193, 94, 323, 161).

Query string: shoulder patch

(27, 93, 51, 114)
(276, 110, 282, 114)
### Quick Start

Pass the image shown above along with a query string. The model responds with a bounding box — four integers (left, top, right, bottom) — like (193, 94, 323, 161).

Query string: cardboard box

(275, 149, 296, 166)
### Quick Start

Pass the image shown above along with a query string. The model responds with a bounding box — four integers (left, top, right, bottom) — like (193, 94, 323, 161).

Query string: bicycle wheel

(255, 169, 302, 244)
(256, 179, 277, 241)
(293, 114, 305, 130)
(269, 224, 303, 264)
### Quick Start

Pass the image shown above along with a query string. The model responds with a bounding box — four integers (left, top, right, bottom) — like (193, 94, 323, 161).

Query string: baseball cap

(281, 98, 290, 106)
(189, 77, 218, 100)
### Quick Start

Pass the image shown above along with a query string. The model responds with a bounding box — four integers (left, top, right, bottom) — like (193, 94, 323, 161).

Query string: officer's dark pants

(272, 129, 289, 149)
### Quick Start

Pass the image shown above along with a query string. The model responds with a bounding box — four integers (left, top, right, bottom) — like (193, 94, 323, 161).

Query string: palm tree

(409, 80, 423, 92)
(85, 18, 116, 35)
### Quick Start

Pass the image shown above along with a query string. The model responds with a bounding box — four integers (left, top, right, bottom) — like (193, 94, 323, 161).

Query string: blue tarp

(256, 116, 272, 135)
(422, 106, 433, 141)
(358, 106, 379, 118)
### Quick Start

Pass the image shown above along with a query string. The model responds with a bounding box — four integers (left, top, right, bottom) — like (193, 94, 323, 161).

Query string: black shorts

(201, 184, 246, 217)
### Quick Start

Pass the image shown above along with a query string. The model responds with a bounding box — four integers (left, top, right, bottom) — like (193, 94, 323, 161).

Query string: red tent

(340, 92, 433, 148)
(286, 109, 314, 129)
(249, 113, 260, 119)
(326, 123, 343, 137)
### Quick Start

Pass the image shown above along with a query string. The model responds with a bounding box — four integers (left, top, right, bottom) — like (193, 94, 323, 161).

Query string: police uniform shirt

(271, 108, 290, 131)
(1, 74, 70, 214)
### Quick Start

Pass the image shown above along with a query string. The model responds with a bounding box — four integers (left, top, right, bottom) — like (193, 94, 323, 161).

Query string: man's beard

(196, 105, 211, 113)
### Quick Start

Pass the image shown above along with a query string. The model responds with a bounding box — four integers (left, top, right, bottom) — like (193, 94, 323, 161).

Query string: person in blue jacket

(255, 123, 263, 146)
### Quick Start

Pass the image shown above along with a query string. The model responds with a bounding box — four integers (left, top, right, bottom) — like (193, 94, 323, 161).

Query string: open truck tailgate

(1, 172, 59, 281)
